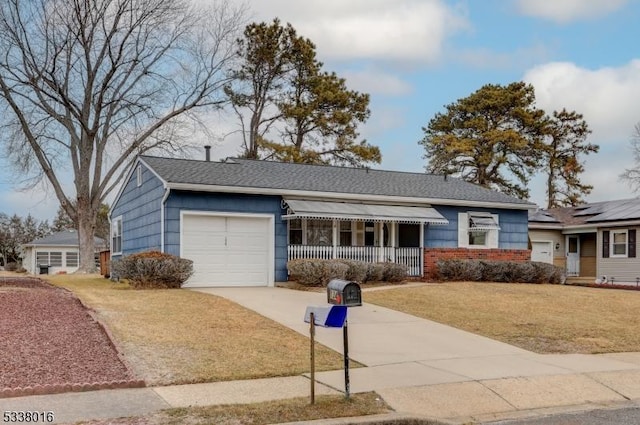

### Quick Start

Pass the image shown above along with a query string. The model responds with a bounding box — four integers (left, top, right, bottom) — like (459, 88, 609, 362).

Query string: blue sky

(1, 0, 639, 220)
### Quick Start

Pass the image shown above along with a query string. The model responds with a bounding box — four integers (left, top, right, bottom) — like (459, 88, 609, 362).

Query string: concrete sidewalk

(3, 285, 640, 424)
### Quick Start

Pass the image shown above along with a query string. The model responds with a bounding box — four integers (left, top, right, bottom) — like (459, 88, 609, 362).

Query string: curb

(0, 379, 146, 399)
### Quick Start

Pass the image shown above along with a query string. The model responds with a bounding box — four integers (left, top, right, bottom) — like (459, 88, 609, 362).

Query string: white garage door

(531, 241, 553, 264)
(181, 213, 272, 287)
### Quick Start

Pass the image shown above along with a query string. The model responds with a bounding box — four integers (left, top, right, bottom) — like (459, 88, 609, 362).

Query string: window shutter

(602, 230, 610, 258)
(458, 212, 468, 248)
(629, 229, 636, 258)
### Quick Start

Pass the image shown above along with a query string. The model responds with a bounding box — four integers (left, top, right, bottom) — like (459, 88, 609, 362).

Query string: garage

(180, 212, 274, 287)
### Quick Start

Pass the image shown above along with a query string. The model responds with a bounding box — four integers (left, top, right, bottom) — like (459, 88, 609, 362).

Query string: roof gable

(139, 156, 534, 208)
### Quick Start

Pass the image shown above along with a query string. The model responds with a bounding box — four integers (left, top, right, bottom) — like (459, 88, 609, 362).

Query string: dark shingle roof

(25, 230, 80, 246)
(140, 156, 533, 207)
(24, 230, 105, 247)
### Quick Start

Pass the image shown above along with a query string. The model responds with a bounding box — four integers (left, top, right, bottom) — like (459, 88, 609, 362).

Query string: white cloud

(524, 60, 640, 142)
(515, 0, 628, 23)
(238, 0, 469, 63)
(341, 68, 412, 96)
(523, 59, 640, 204)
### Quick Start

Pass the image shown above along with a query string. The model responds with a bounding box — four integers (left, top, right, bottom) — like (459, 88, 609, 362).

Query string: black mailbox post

(327, 279, 362, 307)
(326, 279, 362, 399)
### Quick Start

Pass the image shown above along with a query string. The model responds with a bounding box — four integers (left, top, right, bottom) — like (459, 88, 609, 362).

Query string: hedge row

(111, 251, 193, 289)
(436, 259, 566, 284)
(287, 259, 407, 287)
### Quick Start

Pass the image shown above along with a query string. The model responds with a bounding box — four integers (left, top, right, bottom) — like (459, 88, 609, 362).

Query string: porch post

(390, 222, 396, 262)
(378, 222, 385, 262)
(332, 219, 338, 259)
(419, 222, 425, 277)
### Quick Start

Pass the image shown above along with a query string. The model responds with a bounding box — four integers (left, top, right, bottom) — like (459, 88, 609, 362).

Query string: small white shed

(21, 230, 106, 275)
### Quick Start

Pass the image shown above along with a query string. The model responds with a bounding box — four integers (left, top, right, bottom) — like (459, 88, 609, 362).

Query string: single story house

(109, 154, 535, 287)
(21, 230, 106, 275)
(529, 198, 640, 283)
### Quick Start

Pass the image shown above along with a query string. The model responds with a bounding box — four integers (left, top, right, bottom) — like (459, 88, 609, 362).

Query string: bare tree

(621, 122, 640, 191)
(0, 0, 245, 272)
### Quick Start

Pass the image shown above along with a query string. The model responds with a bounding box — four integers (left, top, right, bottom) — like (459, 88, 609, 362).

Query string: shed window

(66, 252, 79, 267)
(37, 252, 62, 266)
(136, 165, 142, 187)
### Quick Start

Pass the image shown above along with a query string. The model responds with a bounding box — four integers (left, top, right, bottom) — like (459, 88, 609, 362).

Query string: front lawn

(364, 282, 640, 354)
(46, 275, 346, 386)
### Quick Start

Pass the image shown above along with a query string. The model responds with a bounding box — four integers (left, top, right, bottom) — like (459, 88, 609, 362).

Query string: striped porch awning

(282, 199, 449, 225)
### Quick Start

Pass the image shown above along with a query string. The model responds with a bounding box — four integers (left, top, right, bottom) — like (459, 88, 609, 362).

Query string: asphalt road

(486, 406, 640, 425)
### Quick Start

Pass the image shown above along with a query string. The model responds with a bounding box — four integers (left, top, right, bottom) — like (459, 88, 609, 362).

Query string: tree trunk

(76, 202, 98, 273)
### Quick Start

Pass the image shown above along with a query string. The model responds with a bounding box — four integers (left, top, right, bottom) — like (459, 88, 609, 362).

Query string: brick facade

(424, 248, 532, 279)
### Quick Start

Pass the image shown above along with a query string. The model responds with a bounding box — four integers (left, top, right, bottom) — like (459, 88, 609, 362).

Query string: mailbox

(304, 305, 348, 328)
(327, 279, 362, 307)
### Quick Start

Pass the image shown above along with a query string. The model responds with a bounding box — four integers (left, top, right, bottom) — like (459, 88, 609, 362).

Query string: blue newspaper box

(304, 305, 348, 328)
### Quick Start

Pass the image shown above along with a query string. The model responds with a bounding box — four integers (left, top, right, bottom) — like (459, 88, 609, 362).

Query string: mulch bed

(0, 277, 144, 398)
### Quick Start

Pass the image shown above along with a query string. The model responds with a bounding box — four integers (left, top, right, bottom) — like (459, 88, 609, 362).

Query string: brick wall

(424, 248, 531, 279)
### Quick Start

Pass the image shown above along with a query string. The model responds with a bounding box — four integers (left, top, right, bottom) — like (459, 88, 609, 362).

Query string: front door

(566, 235, 580, 276)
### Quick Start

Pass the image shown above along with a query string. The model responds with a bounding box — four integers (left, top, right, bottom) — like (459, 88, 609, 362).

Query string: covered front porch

(283, 199, 449, 277)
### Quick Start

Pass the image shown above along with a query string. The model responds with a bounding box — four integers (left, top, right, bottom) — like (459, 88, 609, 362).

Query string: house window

(66, 252, 79, 267)
(469, 230, 487, 246)
(112, 216, 123, 254)
(306, 219, 332, 246)
(611, 230, 628, 257)
(289, 219, 303, 244)
(136, 165, 142, 187)
(339, 221, 352, 246)
(459, 212, 500, 249)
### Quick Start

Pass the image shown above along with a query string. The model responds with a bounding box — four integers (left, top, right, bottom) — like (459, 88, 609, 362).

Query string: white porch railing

(287, 245, 423, 277)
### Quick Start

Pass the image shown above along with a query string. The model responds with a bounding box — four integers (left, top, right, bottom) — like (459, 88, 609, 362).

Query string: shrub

(288, 259, 409, 286)
(436, 259, 483, 281)
(382, 262, 408, 282)
(437, 258, 565, 284)
(4, 262, 17, 272)
(364, 263, 385, 282)
(287, 259, 349, 286)
(111, 251, 193, 289)
(338, 260, 368, 282)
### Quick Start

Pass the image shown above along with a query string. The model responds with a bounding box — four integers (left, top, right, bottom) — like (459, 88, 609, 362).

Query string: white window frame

(111, 215, 123, 255)
(611, 229, 628, 258)
(458, 212, 499, 249)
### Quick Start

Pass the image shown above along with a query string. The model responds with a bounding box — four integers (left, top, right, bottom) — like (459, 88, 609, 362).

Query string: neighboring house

(22, 230, 106, 275)
(529, 198, 640, 283)
(109, 154, 535, 287)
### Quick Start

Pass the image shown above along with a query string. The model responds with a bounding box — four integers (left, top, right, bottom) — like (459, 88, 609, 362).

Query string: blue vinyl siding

(110, 164, 164, 258)
(426, 206, 528, 249)
(164, 191, 288, 281)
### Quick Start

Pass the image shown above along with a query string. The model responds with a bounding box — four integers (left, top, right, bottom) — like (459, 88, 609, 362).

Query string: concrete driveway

(192, 286, 639, 395)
